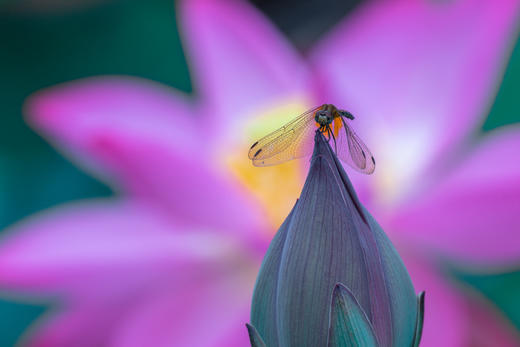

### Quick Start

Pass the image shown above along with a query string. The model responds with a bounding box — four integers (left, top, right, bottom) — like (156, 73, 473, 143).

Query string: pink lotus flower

(0, 0, 519, 346)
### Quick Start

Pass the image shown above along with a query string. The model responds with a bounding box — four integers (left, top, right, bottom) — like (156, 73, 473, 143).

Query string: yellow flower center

(225, 98, 312, 232)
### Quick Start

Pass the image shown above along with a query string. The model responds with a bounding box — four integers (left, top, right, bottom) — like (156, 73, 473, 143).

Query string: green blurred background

(0, 0, 518, 345)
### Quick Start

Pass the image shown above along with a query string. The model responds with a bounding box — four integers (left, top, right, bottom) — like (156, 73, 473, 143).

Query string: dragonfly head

(314, 110, 333, 126)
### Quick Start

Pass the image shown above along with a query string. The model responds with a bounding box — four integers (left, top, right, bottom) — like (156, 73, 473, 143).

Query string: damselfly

(248, 104, 375, 174)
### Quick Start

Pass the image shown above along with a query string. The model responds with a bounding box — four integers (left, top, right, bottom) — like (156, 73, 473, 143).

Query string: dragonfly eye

(315, 111, 330, 125)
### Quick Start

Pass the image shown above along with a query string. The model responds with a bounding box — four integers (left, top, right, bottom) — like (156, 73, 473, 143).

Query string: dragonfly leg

(320, 126, 330, 141)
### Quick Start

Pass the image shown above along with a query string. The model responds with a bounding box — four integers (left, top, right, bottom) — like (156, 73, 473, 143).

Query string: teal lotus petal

(249, 132, 420, 346)
(412, 292, 425, 347)
(250, 204, 297, 346)
(328, 283, 379, 347)
(246, 323, 267, 347)
(362, 209, 418, 346)
(275, 133, 395, 346)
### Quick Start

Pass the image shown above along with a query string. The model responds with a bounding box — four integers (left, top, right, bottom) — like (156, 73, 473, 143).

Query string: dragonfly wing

(335, 118, 375, 174)
(249, 106, 320, 165)
(252, 119, 317, 166)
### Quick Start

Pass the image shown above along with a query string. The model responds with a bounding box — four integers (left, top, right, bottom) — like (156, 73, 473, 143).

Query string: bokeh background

(0, 0, 519, 346)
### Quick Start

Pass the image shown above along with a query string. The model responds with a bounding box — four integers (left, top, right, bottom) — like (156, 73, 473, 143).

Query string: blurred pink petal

(25, 78, 267, 239)
(21, 271, 253, 347)
(87, 133, 267, 242)
(391, 127, 520, 266)
(312, 0, 519, 192)
(26, 76, 198, 166)
(0, 200, 241, 296)
(402, 254, 466, 347)
(466, 295, 520, 346)
(178, 0, 310, 134)
(461, 288, 520, 347)
(21, 304, 128, 347)
(112, 276, 251, 347)
(0, 201, 257, 347)
(25, 76, 197, 184)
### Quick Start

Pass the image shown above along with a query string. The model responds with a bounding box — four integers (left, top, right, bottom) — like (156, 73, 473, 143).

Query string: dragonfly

(248, 104, 375, 174)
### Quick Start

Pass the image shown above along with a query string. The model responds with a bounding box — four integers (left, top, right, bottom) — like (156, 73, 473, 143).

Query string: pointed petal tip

(412, 291, 426, 347)
(332, 282, 343, 294)
(419, 291, 425, 306)
(329, 282, 379, 347)
(331, 282, 365, 312)
(246, 323, 267, 347)
(332, 282, 350, 298)
(309, 131, 339, 176)
(310, 131, 368, 222)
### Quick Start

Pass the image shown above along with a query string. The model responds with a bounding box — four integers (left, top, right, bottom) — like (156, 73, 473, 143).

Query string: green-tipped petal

(250, 203, 297, 346)
(363, 210, 418, 346)
(246, 323, 267, 347)
(412, 292, 425, 347)
(328, 283, 379, 347)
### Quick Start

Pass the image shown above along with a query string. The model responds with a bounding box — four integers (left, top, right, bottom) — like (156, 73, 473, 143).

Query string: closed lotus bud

(247, 132, 425, 346)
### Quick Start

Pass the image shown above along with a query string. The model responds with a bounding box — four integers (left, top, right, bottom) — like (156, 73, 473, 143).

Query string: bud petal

(246, 323, 267, 347)
(249, 133, 423, 346)
(328, 283, 379, 346)
(412, 292, 426, 347)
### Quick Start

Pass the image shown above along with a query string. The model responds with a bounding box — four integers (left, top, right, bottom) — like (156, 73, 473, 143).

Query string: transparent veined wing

(252, 120, 318, 166)
(248, 106, 321, 167)
(334, 117, 375, 174)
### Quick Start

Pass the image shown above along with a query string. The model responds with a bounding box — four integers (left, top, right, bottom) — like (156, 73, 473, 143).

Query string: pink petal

(20, 257, 256, 347)
(25, 78, 268, 239)
(462, 289, 520, 346)
(311, 0, 519, 193)
(85, 131, 268, 244)
(2, 200, 260, 346)
(112, 271, 253, 347)
(26, 76, 198, 165)
(18, 271, 254, 347)
(178, 0, 310, 137)
(402, 253, 467, 347)
(391, 127, 520, 265)
(404, 251, 520, 346)
(0, 200, 244, 296)
(21, 274, 254, 347)
(25, 77, 198, 184)
(21, 305, 125, 347)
